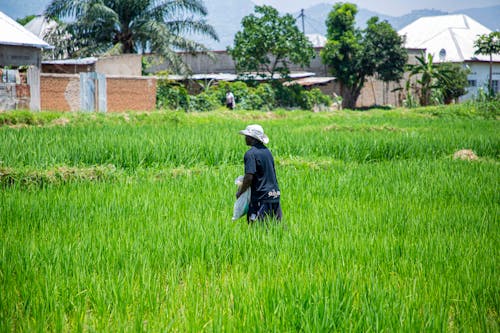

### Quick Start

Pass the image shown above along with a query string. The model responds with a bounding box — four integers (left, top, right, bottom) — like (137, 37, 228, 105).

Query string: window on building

(468, 80, 477, 87)
(492, 80, 499, 93)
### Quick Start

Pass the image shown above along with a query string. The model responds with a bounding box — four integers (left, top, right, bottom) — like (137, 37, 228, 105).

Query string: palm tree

(45, 0, 219, 73)
(407, 53, 451, 106)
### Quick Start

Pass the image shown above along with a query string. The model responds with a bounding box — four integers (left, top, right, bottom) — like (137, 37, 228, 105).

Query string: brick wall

(41, 74, 80, 111)
(106, 76, 156, 112)
(40, 74, 157, 112)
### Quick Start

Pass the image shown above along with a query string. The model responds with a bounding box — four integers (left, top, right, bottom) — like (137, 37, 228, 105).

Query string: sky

(252, 0, 500, 16)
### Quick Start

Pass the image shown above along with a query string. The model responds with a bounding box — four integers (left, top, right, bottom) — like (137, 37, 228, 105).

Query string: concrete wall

(0, 45, 41, 67)
(149, 48, 329, 76)
(96, 54, 142, 76)
(40, 74, 157, 112)
(288, 48, 329, 76)
(0, 69, 35, 110)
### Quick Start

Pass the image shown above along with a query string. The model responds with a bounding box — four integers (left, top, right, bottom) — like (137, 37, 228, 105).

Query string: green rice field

(1, 107, 499, 331)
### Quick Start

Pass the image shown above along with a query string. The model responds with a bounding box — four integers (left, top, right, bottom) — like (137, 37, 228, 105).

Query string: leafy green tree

(436, 62, 470, 104)
(45, 0, 218, 73)
(320, 3, 407, 109)
(16, 15, 36, 26)
(364, 17, 407, 83)
(228, 5, 314, 80)
(474, 31, 500, 94)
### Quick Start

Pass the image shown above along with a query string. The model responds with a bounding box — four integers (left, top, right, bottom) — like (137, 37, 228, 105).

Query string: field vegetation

(0, 105, 498, 331)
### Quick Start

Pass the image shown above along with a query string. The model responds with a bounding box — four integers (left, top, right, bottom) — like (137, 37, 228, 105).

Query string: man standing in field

(236, 124, 282, 223)
(225, 90, 235, 110)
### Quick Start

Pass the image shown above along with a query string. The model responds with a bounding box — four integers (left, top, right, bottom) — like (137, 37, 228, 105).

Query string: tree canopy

(228, 5, 314, 80)
(320, 3, 407, 109)
(436, 62, 470, 104)
(45, 0, 218, 73)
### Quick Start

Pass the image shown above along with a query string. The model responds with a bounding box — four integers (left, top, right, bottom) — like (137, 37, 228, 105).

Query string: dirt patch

(8, 124, 29, 129)
(324, 125, 401, 132)
(51, 118, 71, 126)
(453, 149, 478, 161)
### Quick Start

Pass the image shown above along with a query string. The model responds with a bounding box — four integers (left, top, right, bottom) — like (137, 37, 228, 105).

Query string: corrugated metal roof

(167, 72, 316, 81)
(398, 14, 500, 63)
(0, 11, 52, 49)
(43, 57, 99, 65)
(283, 77, 336, 87)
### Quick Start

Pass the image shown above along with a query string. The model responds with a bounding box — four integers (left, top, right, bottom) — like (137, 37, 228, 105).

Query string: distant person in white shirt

(226, 90, 235, 110)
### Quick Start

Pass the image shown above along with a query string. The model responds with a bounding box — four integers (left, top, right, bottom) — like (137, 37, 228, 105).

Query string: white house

(399, 14, 500, 100)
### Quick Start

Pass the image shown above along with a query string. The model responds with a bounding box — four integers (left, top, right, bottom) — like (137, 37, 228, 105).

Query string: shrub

(188, 92, 220, 112)
(273, 82, 304, 108)
(156, 78, 333, 111)
(302, 88, 332, 110)
(255, 83, 276, 110)
(156, 78, 189, 110)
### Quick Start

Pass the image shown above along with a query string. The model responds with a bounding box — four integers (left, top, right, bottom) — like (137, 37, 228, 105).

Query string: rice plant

(0, 108, 498, 331)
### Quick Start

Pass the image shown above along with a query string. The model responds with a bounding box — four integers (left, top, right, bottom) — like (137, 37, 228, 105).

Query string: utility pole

(299, 9, 305, 34)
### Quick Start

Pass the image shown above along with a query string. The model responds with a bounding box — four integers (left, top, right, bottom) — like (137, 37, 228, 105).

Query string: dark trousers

(247, 201, 282, 223)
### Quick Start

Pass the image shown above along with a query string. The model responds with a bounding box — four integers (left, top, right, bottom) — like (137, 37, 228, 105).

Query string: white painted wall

(462, 62, 500, 101)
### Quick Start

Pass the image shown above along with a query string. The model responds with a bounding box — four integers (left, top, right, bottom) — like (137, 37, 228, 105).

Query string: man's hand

(236, 173, 253, 199)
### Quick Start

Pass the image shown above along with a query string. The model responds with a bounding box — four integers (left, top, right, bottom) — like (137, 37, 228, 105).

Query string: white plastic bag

(232, 176, 250, 221)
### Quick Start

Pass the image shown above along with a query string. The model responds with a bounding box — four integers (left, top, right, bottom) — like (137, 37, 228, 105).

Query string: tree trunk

(489, 54, 493, 94)
(341, 84, 361, 110)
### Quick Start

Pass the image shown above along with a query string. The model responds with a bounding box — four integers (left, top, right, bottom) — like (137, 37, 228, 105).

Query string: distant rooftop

(398, 14, 500, 63)
(306, 34, 327, 48)
(24, 15, 58, 38)
(0, 11, 51, 49)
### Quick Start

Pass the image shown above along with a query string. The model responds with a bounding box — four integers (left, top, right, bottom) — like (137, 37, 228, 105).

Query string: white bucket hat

(239, 124, 269, 144)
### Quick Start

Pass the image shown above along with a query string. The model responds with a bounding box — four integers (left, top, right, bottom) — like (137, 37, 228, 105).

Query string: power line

(296, 9, 325, 35)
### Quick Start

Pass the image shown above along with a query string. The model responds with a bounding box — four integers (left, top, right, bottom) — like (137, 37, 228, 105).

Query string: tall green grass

(1, 108, 498, 331)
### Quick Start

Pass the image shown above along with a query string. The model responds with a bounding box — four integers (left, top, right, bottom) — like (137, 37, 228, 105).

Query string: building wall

(288, 48, 329, 76)
(355, 49, 422, 107)
(96, 54, 142, 76)
(40, 74, 80, 111)
(40, 74, 157, 112)
(149, 48, 329, 76)
(0, 45, 41, 67)
(106, 76, 157, 112)
(462, 62, 500, 100)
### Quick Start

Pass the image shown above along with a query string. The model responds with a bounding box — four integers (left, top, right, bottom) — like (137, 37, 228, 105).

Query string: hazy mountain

(296, 5, 499, 36)
(2, 0, 498, 51)
(456, 5, 500, 30)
